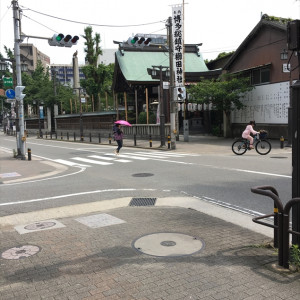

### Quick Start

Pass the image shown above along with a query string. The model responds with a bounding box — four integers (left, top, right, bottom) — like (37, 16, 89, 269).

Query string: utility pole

(12, 0, 25, 159)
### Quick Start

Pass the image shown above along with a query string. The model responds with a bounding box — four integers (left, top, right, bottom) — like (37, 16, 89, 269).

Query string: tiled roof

(115, 50, 208, 83)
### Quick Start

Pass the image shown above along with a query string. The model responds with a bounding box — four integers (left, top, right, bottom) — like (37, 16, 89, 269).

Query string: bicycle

(232, 130, 271, 155)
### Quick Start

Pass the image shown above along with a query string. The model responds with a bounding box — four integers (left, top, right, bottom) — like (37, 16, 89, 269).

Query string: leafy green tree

(22, 61, 75, 116)
(189, 74, 254, 136)
(82, 26, 102, 66)
(80, 26, 114, 111)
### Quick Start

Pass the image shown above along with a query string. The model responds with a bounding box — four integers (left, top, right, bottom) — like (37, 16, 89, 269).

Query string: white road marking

(0, 188, 137, 206)
(105, 153, 149, 160)
(89, 155, 131, 163)
(54, 159, 90, 167)
(72, 157, 112, 165)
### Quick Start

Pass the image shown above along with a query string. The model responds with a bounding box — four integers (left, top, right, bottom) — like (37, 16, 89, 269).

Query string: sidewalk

(0, 135, 299, 300)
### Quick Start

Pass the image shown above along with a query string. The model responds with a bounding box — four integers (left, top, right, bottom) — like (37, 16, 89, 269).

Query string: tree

(80, 26, 114, 111)
(22, 61, 75, 116)
(189, 74, 254, 137)
(82, 26, 102, 67)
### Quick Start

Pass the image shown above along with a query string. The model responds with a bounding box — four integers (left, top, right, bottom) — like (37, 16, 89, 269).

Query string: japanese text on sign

(172, 5, 184, 87)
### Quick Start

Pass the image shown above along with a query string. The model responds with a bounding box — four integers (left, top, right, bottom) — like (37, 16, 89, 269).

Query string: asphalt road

(0, 134, 292, 218)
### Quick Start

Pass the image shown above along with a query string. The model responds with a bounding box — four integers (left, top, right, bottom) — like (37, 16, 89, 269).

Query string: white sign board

(231, 81, 289, 124)
(282, 64, 291, 73)
(172, 5, 184, 87)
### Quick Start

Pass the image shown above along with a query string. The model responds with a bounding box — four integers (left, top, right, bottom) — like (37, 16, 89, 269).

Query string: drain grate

(129, 197, 157, 206)
(270, 156, 288, 159)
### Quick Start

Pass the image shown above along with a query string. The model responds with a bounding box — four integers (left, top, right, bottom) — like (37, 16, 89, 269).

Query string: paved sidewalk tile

(0, 207, 300, 299)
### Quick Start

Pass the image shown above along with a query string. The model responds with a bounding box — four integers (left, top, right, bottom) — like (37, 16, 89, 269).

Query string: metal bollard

(61, 132, 63, 140)
(28, 148, 31, 161)
(50, 132, 52, 139)
(74, 132, 76, 141)
(149, 134, 152, 148)
(67, 132, 69, 140)
(55, 132, 57, 139)
(167, 135, 171, 149)
(134, 134, 137, 146)
(280, 136, 284, 149)
(98, 133, 101, 143)
(109, 133, 112, 144)
(89, 132, 92, 143)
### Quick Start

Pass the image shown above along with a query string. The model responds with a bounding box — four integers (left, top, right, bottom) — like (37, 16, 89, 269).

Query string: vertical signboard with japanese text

(172, 5, 184, 90)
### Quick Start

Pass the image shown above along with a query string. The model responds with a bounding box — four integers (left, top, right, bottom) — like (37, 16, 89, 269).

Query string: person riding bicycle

(242, 120, 258, 149)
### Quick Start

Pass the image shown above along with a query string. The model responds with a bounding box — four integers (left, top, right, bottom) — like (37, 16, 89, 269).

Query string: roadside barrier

(251, 185, 300, 268)
(35, 131, 170, 149)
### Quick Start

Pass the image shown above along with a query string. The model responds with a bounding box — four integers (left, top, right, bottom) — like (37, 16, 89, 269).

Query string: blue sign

(5, 89, 15, 99)
(39, 106, 44, 119)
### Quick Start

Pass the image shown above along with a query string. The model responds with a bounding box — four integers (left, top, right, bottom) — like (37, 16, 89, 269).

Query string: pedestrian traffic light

(176, 87, 186, 101)
(48, 34, 79, 47)
(15, 85, 26, 101)
(127, 35, 152, 47)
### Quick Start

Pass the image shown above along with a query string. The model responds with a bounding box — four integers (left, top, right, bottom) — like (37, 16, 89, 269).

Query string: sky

(0, 0, 299, 65)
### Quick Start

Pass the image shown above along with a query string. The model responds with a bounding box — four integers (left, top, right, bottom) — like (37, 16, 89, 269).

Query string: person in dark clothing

(113, 124, 123, 155)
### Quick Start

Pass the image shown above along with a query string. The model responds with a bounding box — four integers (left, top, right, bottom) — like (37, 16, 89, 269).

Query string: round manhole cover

(132, 173, 154, 177)
(1, 245, 41, 260)
(132, 232, 205, 257)
(24, 221, 56, 230)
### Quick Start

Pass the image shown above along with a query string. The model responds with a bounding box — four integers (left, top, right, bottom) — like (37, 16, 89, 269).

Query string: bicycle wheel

(255, 139, 272, 155)
(232, 139, 247, 155)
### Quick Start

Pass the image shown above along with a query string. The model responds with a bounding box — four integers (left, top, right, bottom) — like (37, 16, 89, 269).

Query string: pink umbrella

(114, 120, 132, 126)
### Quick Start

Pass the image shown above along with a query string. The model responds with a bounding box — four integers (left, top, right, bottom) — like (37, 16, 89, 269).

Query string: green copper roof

(116, 50, 209, 83)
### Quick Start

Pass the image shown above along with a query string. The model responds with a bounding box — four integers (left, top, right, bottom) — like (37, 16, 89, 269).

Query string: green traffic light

(56, 34, 64, 41)
(131, 36, 138, 44)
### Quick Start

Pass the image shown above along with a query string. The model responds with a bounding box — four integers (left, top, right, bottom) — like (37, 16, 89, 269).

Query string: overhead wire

(20, 5, 166, 28)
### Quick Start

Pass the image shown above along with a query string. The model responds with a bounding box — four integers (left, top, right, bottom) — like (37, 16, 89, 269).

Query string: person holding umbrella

(113, 123, 124, 155)
(113, 120, 131, 155)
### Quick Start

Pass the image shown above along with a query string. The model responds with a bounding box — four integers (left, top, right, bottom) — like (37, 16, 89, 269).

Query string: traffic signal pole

(12, 0, 25, 159)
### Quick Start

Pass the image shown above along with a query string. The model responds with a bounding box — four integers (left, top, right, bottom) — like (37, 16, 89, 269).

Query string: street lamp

(147, 65, 169, 147)
(280, 49, 288, 60)
(73, 87, 85, 141)
(0, 61, 7, 71)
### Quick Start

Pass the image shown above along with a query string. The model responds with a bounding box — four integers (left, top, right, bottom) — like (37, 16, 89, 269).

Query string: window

(250, 67, 270, 85)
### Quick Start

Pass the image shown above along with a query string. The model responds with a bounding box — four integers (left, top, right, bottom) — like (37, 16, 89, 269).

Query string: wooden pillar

(135, 89, 138, 124)
(115, 92, 119, 120)
(124, 91, 127, 121)
(70, 98, 72, 114)
(75, 97, 78, 113)
(146, 87, 149, 124)
(105, 92, 108, 110)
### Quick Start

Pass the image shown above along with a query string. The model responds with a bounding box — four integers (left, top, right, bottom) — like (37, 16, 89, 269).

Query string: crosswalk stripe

(89, 155, 131, 163)
(72, 157, 112, 165)
(104, 153, 149, 160)
(125, 152, 172, 159)
(54, 159, 90, 167)
(134, 151, 196, 157)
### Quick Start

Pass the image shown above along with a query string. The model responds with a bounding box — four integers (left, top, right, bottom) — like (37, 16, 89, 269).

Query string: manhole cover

(129, 198, 156, 206)
(24, 221, 56, 230)
(132, 173, 154, 177)
(1, 245, 41, 260)
(132, 232, 205, 257)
